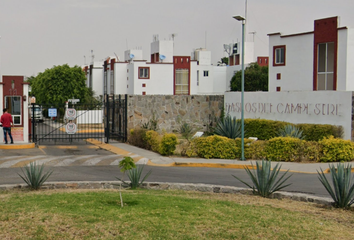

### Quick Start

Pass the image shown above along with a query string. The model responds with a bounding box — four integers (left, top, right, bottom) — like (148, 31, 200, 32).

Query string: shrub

(297, 124, 343, 141)
(318, 163, 354, 208)
(244, 119, 287, 140)
(278, 124, 304, 139)
(235, 138, 254, 159)
(233, 159, 292, 198)
(144, 130, 160, 152)
(319, 136, 354, 162)
(248, 140, 267, 160)
(192, 135, 237, 159)
(18, 162, 53, 190)
(128, 128, 148, 149)
(214, 115, 242, 139)
(178, 122, 194, 141)
(118, 164, 152, 190)
(264, 137, 304, 162)
(243, 119, 343, 141)
(302, 141, 322, 162)
(159, 133, 178, 156)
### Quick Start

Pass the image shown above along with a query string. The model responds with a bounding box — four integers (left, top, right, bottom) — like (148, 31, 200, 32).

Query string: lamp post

(233, 15, 245, 161)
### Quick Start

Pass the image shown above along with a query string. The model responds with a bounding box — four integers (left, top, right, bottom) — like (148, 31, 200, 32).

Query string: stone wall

(123, 95, 224, 133)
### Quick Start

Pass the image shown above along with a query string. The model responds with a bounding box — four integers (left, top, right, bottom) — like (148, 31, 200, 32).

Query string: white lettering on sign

(224, 91, 352, 140)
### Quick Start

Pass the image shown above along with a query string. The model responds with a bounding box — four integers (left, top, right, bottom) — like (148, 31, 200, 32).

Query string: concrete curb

(0, 143, 35, 149)
(0, 181, 333, 206)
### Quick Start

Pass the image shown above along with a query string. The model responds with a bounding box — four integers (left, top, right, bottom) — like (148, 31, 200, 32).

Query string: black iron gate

(105, 94, 128, 143)
(30, 95, 127, 145)
(31, 102, 105, 145)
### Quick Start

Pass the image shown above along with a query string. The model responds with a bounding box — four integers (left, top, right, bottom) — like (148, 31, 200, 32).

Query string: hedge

(242, 119, 343, 141)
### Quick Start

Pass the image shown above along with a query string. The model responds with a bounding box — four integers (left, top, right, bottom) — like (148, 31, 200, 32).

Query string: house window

(203, 71, 209, 77)
(142, 83, 146, 87)
(5, 96, 21, 125)
(277, 73, 281, 80)
(317, 42, 334, 90)
(142, 92, 146, 95)
(138, 67, 150, 79)
(276, 87, 281, 92)
(175, 69, 189, 95)
(273, 45, 286, 66)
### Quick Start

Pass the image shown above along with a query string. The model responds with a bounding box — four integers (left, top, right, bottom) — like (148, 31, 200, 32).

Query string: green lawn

(0, 189, 353, 239)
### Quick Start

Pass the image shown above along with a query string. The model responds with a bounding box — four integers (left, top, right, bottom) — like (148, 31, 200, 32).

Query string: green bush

(264, 137, 304, 162)
(303, 141, 322, 162)
(243, 119, 287, 140)
(159, 133, 178, 156)
(319, 136, 354, 162)
(248, 140, 267, 160)
(190, 135, 238, 159)
(243, 119, 343, 141)
(144, 130, 160, 152)
(128, 128, 148, 149)
(297, 124, 343, 141)
(235, 138, 254, 159)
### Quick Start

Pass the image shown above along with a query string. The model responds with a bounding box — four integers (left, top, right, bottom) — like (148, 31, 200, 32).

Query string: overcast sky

(0, 0, 353, 77)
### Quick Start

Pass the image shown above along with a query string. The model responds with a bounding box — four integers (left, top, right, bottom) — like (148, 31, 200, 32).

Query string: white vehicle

(29, 105, 44, 122)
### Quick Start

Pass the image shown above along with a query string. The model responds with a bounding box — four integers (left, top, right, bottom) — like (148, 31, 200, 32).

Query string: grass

(0, 189, 353, 239)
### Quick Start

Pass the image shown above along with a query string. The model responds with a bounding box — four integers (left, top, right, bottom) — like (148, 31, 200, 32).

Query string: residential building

(268, 16, 354, 92)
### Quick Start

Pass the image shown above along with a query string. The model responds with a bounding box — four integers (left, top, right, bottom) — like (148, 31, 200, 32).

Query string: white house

(268, 16, 354, 92)
(83, 35, 256, 97)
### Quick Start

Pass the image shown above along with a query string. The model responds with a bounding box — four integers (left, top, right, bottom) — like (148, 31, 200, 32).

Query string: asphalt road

(0, 165, 330, 198)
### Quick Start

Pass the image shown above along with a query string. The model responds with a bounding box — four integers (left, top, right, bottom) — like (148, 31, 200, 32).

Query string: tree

(29, 64, 92, 105)
(230, 62, 268, 91)
(217, 57, 229, 66)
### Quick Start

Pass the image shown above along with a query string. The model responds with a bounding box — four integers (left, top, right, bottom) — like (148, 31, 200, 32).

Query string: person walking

(0, 108, 14, 144)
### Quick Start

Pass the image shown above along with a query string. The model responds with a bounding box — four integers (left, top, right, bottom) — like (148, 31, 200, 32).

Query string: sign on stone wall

(224, 91, 352, 140)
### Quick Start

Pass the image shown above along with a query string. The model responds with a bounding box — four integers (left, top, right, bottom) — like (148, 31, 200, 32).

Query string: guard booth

(0, 76, 30, 143)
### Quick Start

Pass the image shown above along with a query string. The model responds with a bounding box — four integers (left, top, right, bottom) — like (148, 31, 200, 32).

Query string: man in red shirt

(0, 108, 14, 144)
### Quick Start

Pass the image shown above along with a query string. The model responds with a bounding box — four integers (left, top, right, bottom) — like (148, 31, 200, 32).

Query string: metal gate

(30, 95, 127, 145)
(105, 94, 128, 142)
(30, 102, 105, 145)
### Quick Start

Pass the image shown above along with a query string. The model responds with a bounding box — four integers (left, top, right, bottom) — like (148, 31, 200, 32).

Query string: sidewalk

(89, 140, 340, 174)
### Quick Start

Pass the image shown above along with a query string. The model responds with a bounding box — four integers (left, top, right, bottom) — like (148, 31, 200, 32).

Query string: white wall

(195, 65, 214, 94)
(92, 65, 103, 97)
(338, 29, 348, 91)
(124, 49, 143, 61)
(195, 49, 211, 65)
(268, 33, 314, 92)
(133, 62, 173, 95)
(346, 28, 354, 90)
(151, 40, 174, 63)
(213, 66, 227, 94)
(114, 62, 129, 95)
(224, 91, 352, 140)
(77, 110, 103, 124)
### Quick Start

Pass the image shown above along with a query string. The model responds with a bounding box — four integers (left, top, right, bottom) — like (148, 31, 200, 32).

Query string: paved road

(0, 164, 329, 198)
(0, 143, 331, 198)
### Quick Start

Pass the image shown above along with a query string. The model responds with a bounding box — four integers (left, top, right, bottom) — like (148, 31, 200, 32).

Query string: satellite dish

(159, 55, 166, 60)
(129, 54, 135, 59)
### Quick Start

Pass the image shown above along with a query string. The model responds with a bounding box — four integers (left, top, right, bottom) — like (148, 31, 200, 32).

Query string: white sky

(0, 0, 353, 77)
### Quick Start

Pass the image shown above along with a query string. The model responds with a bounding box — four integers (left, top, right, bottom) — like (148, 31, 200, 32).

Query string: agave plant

(317, 163, 354, 208)
(178, 122, 194, 141)
(117, 164, 152, 190)
(278, 124, 305, 139)
(214, 115, 242, 139)
(18, 161, 53, 190)
(233, 159, 292, 198)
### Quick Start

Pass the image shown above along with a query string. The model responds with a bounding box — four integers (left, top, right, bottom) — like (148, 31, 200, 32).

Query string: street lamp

(233, 15, 245, 161)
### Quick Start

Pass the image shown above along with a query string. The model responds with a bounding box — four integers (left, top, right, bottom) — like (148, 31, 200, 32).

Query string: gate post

(105, 94, 110, 143)
(124, 94, 128, 142)
(31, 103, 35, 143)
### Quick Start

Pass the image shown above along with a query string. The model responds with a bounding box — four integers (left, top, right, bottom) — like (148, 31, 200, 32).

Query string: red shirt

(1, 112, 13, 127)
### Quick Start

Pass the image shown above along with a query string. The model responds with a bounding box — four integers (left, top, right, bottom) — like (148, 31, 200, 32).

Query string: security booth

(0, 76, 30, 143)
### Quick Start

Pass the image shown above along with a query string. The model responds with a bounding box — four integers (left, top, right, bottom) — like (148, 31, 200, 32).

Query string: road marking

(0, 156, 48, 168)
